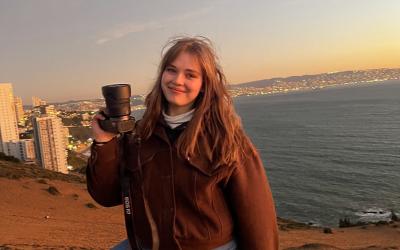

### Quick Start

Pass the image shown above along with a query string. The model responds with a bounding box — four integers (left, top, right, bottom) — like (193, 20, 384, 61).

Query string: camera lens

(102, 84, 131, 118)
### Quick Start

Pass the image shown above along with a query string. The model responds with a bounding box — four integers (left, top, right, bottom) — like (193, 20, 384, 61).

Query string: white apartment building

(14, 96, 24, 125)
(0, 83, 19, 154)
(33, 115, 68, 174)
(40, 105, 56, 116)
(6, 139, 36, 162)
(32, 96, 46, 107)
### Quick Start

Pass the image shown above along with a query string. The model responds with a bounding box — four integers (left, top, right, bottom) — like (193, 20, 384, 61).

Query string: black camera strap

(119, 133, 140, 250)
(119, 133, 160, 250)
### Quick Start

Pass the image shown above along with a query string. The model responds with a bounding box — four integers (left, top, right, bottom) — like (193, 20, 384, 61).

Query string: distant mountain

(232, 68, 400, 89)
(46, 95, 144, 106)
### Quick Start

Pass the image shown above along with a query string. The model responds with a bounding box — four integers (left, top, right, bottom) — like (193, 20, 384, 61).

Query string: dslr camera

(98, 84, 135, 134)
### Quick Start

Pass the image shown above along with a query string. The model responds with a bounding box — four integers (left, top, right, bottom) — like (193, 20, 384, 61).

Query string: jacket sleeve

(225, 147, 279, 250)
(86, 136, 122, 207)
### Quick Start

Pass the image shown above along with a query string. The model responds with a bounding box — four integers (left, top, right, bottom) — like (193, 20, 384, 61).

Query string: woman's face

(161, 52, 203, 116)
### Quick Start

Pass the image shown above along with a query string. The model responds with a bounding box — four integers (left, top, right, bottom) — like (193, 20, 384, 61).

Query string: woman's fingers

(91, 109, 118, 142)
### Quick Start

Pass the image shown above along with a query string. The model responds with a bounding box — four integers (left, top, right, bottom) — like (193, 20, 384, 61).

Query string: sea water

(234, 80, 400, 227)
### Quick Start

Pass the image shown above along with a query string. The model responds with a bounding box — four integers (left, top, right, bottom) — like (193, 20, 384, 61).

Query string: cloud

(166, 7, 213, 23)
(96, 21, 162, 45)
(96, 7, 213, 45)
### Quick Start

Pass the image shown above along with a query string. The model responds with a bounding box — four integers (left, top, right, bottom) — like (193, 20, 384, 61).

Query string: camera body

(99, 84, 135, 134)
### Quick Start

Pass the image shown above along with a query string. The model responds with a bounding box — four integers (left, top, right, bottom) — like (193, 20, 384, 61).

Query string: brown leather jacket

(86, 121, 279, 249)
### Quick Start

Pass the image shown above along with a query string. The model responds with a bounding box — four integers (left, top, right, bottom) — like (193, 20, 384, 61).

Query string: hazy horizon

(1, 0, 399, 104)
(5, 67, 397, 106)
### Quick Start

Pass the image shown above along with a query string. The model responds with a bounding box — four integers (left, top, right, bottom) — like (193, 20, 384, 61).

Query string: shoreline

(232, 79, 400, 99)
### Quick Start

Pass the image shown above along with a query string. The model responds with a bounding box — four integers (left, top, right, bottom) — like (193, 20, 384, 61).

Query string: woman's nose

(173, 73, 185, 85)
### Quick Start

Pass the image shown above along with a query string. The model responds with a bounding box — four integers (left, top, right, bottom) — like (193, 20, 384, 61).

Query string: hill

(0, 160, 399, 249)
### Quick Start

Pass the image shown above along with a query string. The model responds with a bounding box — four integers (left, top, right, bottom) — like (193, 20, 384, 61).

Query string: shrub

(37, 179, 48, 184)
(47, 186, 60, 195)
(323, 227, 332, 234)
(85, 203, 96, 208)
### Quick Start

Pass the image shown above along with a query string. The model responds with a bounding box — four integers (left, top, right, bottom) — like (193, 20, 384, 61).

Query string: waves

(235, 80, 400, 227)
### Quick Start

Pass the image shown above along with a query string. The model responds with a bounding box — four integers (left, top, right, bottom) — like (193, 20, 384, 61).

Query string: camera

(98, 84, 135, 134)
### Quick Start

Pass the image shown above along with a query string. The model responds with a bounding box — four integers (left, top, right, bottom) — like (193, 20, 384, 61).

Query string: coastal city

(0, 67, 399, 174)
(229, 68, 400, 97)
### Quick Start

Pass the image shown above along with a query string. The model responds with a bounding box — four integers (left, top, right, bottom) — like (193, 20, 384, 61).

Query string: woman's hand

(91, 110, 118, 143)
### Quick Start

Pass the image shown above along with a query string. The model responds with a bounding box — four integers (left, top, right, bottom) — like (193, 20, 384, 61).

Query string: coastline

(232, 79, 400, 100)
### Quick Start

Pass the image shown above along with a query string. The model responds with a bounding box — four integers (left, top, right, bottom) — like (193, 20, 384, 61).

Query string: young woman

(87, 37, 279, 250)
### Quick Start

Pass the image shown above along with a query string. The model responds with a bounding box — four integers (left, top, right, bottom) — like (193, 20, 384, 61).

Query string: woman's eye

(187, 74, 196, 79)
(166, 67, 176, 73)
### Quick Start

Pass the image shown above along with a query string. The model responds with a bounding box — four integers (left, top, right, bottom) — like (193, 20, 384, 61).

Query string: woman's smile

(168, 86, 186, 94)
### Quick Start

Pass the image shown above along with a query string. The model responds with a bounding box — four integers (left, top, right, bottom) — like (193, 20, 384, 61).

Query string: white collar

(162, 109, 195, 129)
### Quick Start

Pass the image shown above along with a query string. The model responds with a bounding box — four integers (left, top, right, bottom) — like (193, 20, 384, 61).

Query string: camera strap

(119, 133, 160, 250)
(119, 134, 141, 250)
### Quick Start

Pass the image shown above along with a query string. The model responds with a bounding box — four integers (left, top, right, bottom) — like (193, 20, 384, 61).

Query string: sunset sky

(1, 0, 399, 104)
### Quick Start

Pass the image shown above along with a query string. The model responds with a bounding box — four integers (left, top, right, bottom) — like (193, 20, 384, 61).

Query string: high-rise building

(6, 139, 36, 162)
(40, 105, 56, 116)
(62, 126, 70, 147)
(32, 96, 46, 107)
(14, 96, 24, 125)
(33, 115, 67, 173)
(32, 96, 40, 107)
(0, 83, 19, 154)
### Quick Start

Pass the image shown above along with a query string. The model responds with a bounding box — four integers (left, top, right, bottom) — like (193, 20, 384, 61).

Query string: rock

(339, 217, 352, 228)
(390, 210, 399, 221)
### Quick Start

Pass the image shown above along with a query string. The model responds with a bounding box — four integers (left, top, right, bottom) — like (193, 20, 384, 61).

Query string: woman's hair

(140, 36, 255, 167)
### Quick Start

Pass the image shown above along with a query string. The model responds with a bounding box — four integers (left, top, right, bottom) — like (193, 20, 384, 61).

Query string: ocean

(234, 80, 400, 227)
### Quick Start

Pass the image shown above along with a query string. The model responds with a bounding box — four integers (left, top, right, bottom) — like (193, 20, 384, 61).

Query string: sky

(1, 0, 400, 104)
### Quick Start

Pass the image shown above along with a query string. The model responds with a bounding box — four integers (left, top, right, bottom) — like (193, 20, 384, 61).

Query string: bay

(234, 80, 400, 227)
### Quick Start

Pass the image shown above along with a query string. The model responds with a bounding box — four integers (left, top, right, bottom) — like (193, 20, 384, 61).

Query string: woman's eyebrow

(185, 69, 200, 75)
(167, 64, 200, 75)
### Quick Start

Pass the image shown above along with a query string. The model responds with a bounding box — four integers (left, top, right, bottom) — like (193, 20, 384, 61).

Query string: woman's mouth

(168, 87, 186, 94)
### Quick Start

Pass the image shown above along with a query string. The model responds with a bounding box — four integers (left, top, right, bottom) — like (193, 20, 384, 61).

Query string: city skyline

(1, 0, 400, 103)
(0, 82, 68, 173)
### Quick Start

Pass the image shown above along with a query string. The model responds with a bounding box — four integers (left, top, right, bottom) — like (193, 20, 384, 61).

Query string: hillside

(0, 161, 399, 249)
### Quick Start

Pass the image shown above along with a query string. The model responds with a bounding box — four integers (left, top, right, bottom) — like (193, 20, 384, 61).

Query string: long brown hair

(140, 36, 254, 167)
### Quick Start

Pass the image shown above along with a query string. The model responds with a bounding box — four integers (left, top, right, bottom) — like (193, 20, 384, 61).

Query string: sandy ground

(0, 177, 399, 250)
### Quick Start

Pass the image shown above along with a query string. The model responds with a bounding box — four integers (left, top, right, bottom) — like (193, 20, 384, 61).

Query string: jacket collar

(139, 116, 225, 176)
(153, 120, 170, 145)
(160, 119, 224, 176)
